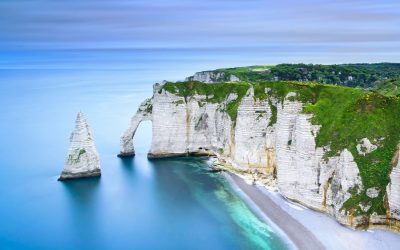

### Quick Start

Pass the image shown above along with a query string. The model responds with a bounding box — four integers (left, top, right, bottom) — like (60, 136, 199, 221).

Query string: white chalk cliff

(185, 71, 240, 83)
(120, 81, 400, 231)
(387, 146, 400, 221)
(59, 112, 101, 180)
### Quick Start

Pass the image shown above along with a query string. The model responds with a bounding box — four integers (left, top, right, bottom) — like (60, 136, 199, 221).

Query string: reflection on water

(61, 177, 101, 204)
(0, 147, 289, 249)
(61, 178, 102, 249)
(119, 156, 135, 175)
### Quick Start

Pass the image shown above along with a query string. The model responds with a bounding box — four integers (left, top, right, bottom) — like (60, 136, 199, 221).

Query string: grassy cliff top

(204, 63, 400, 89)
(162, 79, 400, 216)
(376, 78, 400, 96)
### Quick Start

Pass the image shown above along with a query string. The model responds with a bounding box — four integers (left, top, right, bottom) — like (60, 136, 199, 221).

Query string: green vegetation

(162, 79, 400, 216)
(269, 63, 400, 88)
(162, 81, 250, 121)
(303, 88, 400, 215)
(268, 100, 277, 127)
(376, 78, 400, 96)
(145, 103, 153, 113)
(173, 100, 184, 105)
(212, 65, 274, 82)
(77, 149, 86, 160)
(67, 148, 86, 164)
(209, 63, 400, 89)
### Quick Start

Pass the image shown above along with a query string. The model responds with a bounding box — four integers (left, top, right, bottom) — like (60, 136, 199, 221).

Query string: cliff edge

(120, 71, 400, 232)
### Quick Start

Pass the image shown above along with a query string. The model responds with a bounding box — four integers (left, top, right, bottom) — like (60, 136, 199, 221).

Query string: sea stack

(58, 112, 101, 181)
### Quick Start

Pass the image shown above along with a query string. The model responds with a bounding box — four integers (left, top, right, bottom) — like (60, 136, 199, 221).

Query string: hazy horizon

(1, 0, 400, 65)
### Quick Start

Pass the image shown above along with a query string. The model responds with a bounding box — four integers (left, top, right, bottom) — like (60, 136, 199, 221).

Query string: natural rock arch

(118, 98, 152, 157)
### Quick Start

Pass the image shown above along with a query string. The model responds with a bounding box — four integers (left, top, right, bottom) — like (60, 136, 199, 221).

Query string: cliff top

(191, 63, 400, 91)
(160, 79, 400, 216)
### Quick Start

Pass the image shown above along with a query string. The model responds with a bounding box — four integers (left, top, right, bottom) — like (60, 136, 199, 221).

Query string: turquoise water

(0, 49, 289, 249)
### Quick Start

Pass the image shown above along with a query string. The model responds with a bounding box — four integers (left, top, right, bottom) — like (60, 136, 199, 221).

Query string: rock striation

(59, 112, 101, 180)
(387, 146, 400, 221)
(120, 77, 400, 232)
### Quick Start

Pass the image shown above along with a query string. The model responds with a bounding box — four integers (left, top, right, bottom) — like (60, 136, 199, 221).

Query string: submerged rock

(58, 112, 101, 181)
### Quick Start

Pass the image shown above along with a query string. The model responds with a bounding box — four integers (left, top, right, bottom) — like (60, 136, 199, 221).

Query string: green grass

(162, 81, 250, 121)
(212, 63, 400, 89)
(376, 78, 400, 96)
(303, 87, 400, 215)
(162, 80, 400, 215)
(257, 81, 400, 215)
(268, 100, 277, 127)
(217, 67, 272, 82)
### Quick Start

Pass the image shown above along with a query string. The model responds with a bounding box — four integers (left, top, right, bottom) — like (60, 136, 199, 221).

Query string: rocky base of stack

(58, 169, 101, 181)
(117, 151, 135, 158)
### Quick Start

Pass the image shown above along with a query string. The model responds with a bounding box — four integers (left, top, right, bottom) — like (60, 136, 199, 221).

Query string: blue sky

(1, 0, 399, 63)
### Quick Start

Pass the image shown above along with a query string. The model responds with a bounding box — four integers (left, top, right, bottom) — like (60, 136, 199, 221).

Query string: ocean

(0, 49, 289, 249)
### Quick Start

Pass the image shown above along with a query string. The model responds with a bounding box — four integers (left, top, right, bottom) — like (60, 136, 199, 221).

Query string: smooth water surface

(0, 49, 289, 249)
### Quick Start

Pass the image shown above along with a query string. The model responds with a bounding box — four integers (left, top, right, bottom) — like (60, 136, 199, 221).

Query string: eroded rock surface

(356, 138, 377, 156)
(119, 98, 152, 157)
(59, 112, 100, 180)
(387, 146, 400, 220)
(120, 82, 400, 231)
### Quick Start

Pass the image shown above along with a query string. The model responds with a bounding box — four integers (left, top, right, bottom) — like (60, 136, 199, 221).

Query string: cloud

(0, 0, 399, 62)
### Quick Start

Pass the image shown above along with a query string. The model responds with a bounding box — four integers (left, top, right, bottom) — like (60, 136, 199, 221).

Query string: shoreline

(223, 171, 400, 250)
(224, 172, 324, 250)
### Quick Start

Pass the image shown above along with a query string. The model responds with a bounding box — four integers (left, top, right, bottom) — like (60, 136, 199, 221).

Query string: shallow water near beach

(0, 50, 290, 249)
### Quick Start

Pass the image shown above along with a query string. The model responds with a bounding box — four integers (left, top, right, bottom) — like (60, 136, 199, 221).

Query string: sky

(0, 0, 400, 63)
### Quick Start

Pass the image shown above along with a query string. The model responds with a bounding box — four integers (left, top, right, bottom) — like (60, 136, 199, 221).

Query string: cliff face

(387, 146, 400, 221)
(59, 112, 101, 180)
(120, 80, 400, 231)
(186, 71, 240, 83)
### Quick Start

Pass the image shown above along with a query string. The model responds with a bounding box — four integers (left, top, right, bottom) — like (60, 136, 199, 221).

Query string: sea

(0, 48, 290, 249)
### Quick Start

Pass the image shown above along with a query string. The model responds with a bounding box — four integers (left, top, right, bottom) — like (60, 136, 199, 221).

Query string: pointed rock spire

(58, 112, 101, 180)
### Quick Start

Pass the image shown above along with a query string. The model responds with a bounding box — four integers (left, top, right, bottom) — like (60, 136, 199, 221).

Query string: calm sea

(0, 49, 289, 249)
